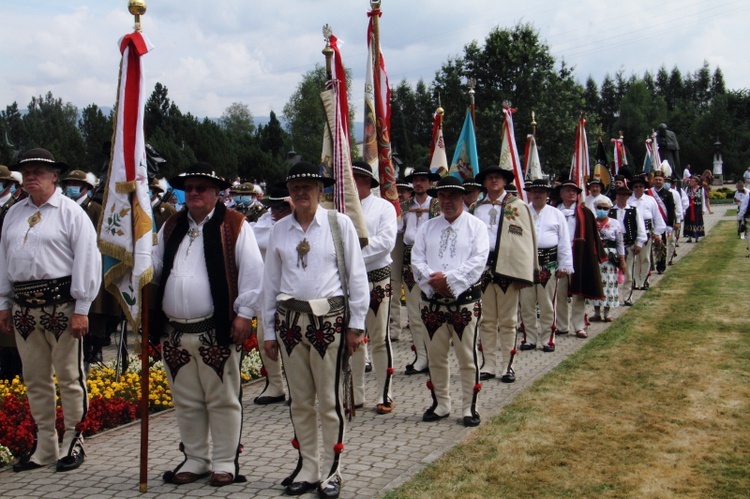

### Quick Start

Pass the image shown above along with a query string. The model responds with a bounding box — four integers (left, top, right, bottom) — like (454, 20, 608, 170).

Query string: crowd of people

(0, 145, 723, 498)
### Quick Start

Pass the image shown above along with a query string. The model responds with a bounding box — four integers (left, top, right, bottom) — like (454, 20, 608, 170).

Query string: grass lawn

(385, 220, 750, 498)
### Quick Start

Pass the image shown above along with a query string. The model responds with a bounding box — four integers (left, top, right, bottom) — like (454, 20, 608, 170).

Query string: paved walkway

(0, 205, 732, 498)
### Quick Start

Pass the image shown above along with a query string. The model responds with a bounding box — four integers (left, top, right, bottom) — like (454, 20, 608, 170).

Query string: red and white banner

(98, 31, 154, 330)
(320, 34, 368, 243)
(499, 106, 527, 202)
(429, 110, 449, 177)
(365, 6, 399, 215)
(570, 116, 589, 202)
(611, 137, 627, 176)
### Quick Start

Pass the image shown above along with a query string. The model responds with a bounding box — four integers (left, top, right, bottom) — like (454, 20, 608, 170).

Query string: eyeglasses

(184, 185, 211, 193)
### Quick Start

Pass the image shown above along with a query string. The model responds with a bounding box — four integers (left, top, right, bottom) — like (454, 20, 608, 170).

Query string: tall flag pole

(429, 105, 449, 177)
(610, 130, 627, 176)
(523, 111, 543, 180)
(364, 1, 399, 214)
(569, 113, 589, 203)
(468, 77, 477, 133)
(320, 26, 368, 245)
(593, 133, 611, 193)
(98, 0, 153, 491)
(499, 102, 527, 203)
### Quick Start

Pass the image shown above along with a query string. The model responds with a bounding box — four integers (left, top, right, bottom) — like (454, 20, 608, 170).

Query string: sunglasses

(184, 185, 212, 193)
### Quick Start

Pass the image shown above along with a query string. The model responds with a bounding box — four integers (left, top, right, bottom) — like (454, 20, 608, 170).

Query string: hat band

(352, 165, 374, 177)
(286, 173, 324, 182)
(20, 157, 55, 164)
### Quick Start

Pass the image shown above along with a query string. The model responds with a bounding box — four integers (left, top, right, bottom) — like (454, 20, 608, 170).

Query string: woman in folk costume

(683, 176, 707, 242)
(589, 197, 626, 322)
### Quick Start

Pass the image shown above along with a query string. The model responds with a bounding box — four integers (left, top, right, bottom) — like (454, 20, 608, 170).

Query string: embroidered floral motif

(403, 267, 416, 291)
(198, 332, 233, 381)
(445, 306, 473, 341)
(438, 226, 458, 259)
(503, 205, 519, 221)
(277, 310, 302, 356)
(421, 304, 446, 340)
(537, 267, 552, 286)
(473, 301, 482, 318)
(162, 334, 191, 380)
(497, 276, 512, 294)
(13, 309, 35, 340)
(369, 283, 391, 316)
(305, 316, 337, 358)
(40, 307, 69, 341)
(480, 269, 493, 293)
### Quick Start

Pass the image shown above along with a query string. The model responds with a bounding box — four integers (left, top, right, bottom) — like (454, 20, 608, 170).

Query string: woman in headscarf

(589, 197, 626, 322)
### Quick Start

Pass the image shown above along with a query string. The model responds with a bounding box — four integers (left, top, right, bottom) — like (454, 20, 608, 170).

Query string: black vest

(610, 206, 638, 246)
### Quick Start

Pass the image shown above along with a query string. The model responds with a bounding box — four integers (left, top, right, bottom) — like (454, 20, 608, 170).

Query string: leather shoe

(172, 471, 210, 484)
(463, 415, 481, 427)
(556, 330, 569, 335)
(422, 408, 450, 422)
(479, 372, 496, 381)
(542, 344, 556, 352)
(56, 450, 84, 472)
(404, 364, 428, 375)
(319, 477, 341, 498)
(519, 343, 536, 351)
(376, 400, 394, 414)
(210, 472, 234, 487)
(285, 481, 320, 495)
(575, 330, 589, 338)
(623, 300, 633, 306)
(501, 370, 516, 383)
(13, 460, 43, 472)
(254, 394, 286, 405)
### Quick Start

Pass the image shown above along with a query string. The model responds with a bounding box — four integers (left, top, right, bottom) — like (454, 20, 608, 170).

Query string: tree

(0, 102, 23, 164)
(615, 80, 667, 168)
(220, 102, 255, 138)
(79, 104, 113, 170)
(282, 64, 356, 165)
(258, 111, 287, 159)
(23, 92, 84, 166)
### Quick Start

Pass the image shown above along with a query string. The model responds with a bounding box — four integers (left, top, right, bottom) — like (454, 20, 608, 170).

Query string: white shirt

(628, 194, 667, 235)
(153, 207, 264, 321)
(739, 192, 750, 219)
(610, 204, 648, 247)
(251, 211, 274, 259)
(360, 194, 397, 272)
(744, 170, 750, 184)
(530, 204, 573, 273)
(0, 190, 102, 314)
(683, 168, 692, 180)
(262, 206, 369, 333)
(597, 218, 626, 256)
(557, 203, 579, 241)
(403, 195, 433, 246)
(411, 211, 489, 298)
(472, 192, 508, 251)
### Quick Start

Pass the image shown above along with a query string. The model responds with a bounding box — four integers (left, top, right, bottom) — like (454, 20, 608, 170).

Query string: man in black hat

(472, 166, 538, 383)
(248, 185, 292, 406)
(649, 171, 678, 273)
(0, 165, 23, 381)
(555, 179, 606, 338)
(350, 161, 397, 414)
(389, 178, 413, 342)
(610, 186, 647, 306)
(401, 167, 441, 375)
(628, 175, 666, 289)
(0, 148, 102, 472)
(153, 162, 265, 487)
(411, 176, 488, 427)
(262, 161, 369, 498)
(519, 179, 573, 352)
(462, 177, 484, 210)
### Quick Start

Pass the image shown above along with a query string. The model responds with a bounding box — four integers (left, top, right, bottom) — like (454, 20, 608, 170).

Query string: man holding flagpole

(153, 163, 264, 487)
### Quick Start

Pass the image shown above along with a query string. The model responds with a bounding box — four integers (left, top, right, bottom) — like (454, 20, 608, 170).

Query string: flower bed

(0, 343, 262, 462)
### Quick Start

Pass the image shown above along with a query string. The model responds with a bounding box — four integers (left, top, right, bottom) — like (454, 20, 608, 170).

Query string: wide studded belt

(423, 282, 481, 306)
(13, 276, 73, 308)
(169, 317, 216, 334)
(537, 247, 558, 267)
(367, 266, 391, 283)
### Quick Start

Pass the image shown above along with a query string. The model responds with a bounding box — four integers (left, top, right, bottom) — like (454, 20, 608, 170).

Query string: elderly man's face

(437, 189, 464, 222)
(20, 165, 58, 197)
(561, 186, 579, 205)
(288, 179, 322, 211)
(184, 179, 220, 214)
(588, 183, 601, 196)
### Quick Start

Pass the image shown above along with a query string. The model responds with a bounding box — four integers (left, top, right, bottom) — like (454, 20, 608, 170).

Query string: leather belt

(13, 276, 73, 308)
(367, 266, 391, 283)
(537, 247, 558, 267)
(279, 296, 345, 314)
(169, 317, 216, 333)
(422, 282, 481, 306)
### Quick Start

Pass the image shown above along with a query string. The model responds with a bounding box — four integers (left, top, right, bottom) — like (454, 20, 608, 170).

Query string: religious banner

(98, 31, 154, 330)
(449, 109, 480, 181)
(428, 108, 449, 177)
(523, 133, 542, 181)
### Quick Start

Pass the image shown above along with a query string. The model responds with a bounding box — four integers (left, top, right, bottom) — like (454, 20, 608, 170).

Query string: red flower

(333, 442, 344, 454)
(426, 380, 434, 391)
(291, 438, 300, 449)
(243, 335, 259, 353)
(474, 383, 482, 393)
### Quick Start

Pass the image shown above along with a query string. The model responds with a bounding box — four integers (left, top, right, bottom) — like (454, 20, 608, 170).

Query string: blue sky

(1, 0, 747, 123)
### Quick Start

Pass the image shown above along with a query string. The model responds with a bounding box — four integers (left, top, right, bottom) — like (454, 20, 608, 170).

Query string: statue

(655, 123, 680, 172)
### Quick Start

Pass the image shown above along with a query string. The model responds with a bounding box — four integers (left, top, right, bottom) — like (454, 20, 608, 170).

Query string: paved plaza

(0, 206, 731, 498)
